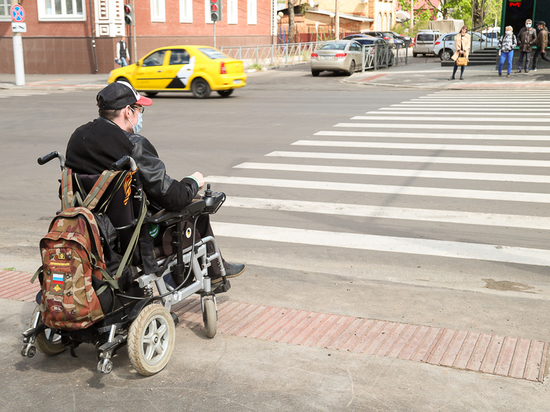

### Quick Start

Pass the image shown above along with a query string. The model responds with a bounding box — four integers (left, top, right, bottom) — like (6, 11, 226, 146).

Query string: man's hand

(191, 171, 205, 189)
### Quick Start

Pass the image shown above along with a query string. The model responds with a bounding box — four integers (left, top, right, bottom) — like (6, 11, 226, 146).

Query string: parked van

(413, 30, 440, 57)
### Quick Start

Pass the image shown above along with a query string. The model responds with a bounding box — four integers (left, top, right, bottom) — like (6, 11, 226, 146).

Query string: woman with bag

(498, 26, 517, 77)
(449, 26, 471, 80)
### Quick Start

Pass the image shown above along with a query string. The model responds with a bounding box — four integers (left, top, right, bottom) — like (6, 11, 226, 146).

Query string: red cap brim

(136, 95, 153, 106)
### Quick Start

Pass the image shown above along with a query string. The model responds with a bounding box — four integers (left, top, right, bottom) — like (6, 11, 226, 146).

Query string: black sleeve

(129, 134, 199, 212)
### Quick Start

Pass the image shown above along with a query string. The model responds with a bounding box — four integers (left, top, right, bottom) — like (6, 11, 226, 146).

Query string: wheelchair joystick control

(204, 184, 212, 198)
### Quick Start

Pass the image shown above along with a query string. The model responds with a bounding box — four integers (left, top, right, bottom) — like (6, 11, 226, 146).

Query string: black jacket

(66, 117, 199, 212)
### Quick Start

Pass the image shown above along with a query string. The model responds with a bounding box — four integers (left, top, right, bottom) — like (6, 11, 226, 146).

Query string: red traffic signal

(124, 4, 134, 25)
(210, 0, 222, 22)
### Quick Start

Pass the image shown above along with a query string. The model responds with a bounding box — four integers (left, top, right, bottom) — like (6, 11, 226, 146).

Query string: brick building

(300, 0, 396, 39)
(0, 0, 276, 74)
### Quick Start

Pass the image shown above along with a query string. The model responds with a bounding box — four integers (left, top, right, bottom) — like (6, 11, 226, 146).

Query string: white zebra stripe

(212, 222, 550, 267)
(234, 162, 550, 184)
(205, 176, 550, 203)
(292, 140, 550, 154)
(314, 130, 550, 141)
(223, 197, 550, 230)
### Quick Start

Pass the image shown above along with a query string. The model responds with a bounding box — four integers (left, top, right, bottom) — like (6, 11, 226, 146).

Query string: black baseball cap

(97, 81, 153, 110)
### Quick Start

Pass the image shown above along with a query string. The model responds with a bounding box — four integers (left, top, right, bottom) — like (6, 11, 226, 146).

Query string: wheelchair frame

(21, 152, 228, 376)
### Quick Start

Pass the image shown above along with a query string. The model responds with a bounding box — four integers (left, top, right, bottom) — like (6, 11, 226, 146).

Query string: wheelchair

(21, 151, 229, 376)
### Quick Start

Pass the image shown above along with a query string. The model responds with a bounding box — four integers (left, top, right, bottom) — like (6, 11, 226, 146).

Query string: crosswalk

(208, 90, 550, 275)
(0, 89, 79, 99)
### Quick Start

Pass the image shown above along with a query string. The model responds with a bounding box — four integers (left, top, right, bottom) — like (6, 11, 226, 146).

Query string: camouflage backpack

(37, 207, 115, 330)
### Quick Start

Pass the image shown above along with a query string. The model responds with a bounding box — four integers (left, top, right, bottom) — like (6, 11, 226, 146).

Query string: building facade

(0, 0, 276, 74)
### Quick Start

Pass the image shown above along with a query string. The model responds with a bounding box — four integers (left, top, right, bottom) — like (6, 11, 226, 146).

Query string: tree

(288, 0, 296, 43)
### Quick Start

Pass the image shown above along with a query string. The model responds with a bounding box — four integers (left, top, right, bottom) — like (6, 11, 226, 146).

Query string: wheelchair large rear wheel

(30, 305, 65, 356)
(127, 303, 175, 376)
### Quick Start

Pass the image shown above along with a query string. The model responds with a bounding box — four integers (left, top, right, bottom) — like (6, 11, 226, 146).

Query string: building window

(0, 0, 10, 21)
(151, 0, 165, 22)
(37, 0, 86, 21)
(247, 0, 257, 25)
(180, 0, 192, 23)
(227, 0, 237, 24)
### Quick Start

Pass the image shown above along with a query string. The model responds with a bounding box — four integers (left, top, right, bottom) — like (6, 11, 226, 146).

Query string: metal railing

(221, 42, 319, 68)
(361, 43, 408, 72)
(221, 41, 409, 72)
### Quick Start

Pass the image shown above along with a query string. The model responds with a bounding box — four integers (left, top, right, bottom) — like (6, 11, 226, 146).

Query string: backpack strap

(114, 197, 148, 281)
(82, 170, 122, 211)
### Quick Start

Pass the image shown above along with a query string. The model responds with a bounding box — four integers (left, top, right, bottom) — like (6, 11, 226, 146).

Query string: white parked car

(434, 32, 488, 61)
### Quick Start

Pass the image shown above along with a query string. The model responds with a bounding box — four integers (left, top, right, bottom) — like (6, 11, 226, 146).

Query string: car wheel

(346, 60, 356, 75)
(217, 89, 234, 98)
(311, 70, 320, 77)
(145, 92, 158, 97)
(191, 78, 211, 99)
(413, 52, 418, 57)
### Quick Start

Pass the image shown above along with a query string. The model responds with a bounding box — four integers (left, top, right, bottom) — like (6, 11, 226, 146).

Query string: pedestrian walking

(116, 38, 129, 67)
(498, 26, 517, 77)
(449, 26, 470, 81)
(531, 21, 550, 71)
(517, 19, 537, 73)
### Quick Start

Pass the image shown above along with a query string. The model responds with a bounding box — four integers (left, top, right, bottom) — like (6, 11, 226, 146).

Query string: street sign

(11, 4, 25, 22)
(12, 22, 27, 33)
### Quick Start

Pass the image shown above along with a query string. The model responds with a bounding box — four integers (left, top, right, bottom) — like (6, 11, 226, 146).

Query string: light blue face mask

(129, 108, 143, 134)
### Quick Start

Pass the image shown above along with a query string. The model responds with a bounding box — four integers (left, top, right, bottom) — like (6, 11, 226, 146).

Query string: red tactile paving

(2, 271, 548, 382)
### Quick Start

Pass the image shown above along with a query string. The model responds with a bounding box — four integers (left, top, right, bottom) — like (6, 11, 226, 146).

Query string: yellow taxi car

(108, 45, 247, 99)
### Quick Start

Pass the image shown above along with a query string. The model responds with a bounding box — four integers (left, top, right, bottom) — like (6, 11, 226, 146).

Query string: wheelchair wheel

(127, 303, 175, 376)
(30, 305, 65, 356)
(202, 298, 217, 339)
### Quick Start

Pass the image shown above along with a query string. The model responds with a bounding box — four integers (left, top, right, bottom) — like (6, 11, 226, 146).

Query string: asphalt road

(1, 65, 550, 410)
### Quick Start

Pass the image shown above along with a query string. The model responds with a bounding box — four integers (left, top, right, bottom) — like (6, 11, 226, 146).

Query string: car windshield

(320, 43, 346, 50)
(199, 48, 228, 59)
(142, 50, 166, 67)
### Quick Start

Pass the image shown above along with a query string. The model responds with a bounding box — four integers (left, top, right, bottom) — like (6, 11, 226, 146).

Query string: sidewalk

(346, 57, 550, 89)
(0, 73, 109, 90)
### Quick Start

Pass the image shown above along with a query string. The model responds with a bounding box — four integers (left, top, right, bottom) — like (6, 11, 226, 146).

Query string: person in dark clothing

(65, 81, 245, 287)
(116, 39, 129, 67)
(517, 19, 537, 73)
(531, 21, 550, 71)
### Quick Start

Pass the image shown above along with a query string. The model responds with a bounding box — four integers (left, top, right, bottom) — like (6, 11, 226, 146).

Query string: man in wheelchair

(65, 80, 245, 291)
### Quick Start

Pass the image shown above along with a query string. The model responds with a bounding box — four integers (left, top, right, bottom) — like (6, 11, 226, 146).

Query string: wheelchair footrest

(213, 279, 231, 294)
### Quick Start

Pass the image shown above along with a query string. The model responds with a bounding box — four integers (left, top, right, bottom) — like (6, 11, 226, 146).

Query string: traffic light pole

(132, 0, 137, 63)
(213, 21, 216, 49)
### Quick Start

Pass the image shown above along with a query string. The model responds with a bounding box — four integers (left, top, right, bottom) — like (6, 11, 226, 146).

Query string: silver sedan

(310, 40, 363, 77)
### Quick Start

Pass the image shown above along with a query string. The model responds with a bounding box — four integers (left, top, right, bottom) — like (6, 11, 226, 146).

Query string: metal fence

(361, 44, 408, 72)
(221, 41, 409, 72)
(220, 42, 318, 68)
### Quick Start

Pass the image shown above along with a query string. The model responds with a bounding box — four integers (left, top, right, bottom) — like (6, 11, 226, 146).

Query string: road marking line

(352, 115, 550, 123)
(223, 196, 550, 230)
(390, 104, 544, 108)
(337, 122, 550, 131)
(211, 222, 550, 266)
(371, 110, 550, 115)
(315, 130, 550, 141)
(266, 151, 550, 167)
(235, 162, 550, 184)
(205, 176, 550, 203)
(292, 140, 550, 154)
(379, 108, 550, 112)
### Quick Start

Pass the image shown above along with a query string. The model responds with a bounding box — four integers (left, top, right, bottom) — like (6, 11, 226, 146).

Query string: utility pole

(11, 0, 25, 86)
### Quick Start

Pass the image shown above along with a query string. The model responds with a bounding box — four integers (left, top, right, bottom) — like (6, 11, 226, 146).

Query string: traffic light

(124, 4, 134, 25)
(210, 0, 222, 22)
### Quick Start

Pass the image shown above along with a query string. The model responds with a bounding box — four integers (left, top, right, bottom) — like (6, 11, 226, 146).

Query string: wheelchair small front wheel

(202, 298, 217, 339)
(128, 304, 175, 376)
(30, 305, 65, 356)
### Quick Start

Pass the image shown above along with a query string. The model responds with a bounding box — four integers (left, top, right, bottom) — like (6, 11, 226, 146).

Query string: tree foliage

(396, 0, 502, 30)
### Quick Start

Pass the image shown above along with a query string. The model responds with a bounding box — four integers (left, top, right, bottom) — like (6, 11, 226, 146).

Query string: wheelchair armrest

(147, 200, 206, 225)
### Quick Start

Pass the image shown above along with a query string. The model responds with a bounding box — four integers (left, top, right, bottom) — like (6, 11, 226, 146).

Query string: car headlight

(108, 71, 113, 77)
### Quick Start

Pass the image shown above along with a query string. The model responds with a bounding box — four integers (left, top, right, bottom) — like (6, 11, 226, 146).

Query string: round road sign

(11, 5, 25, 23)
